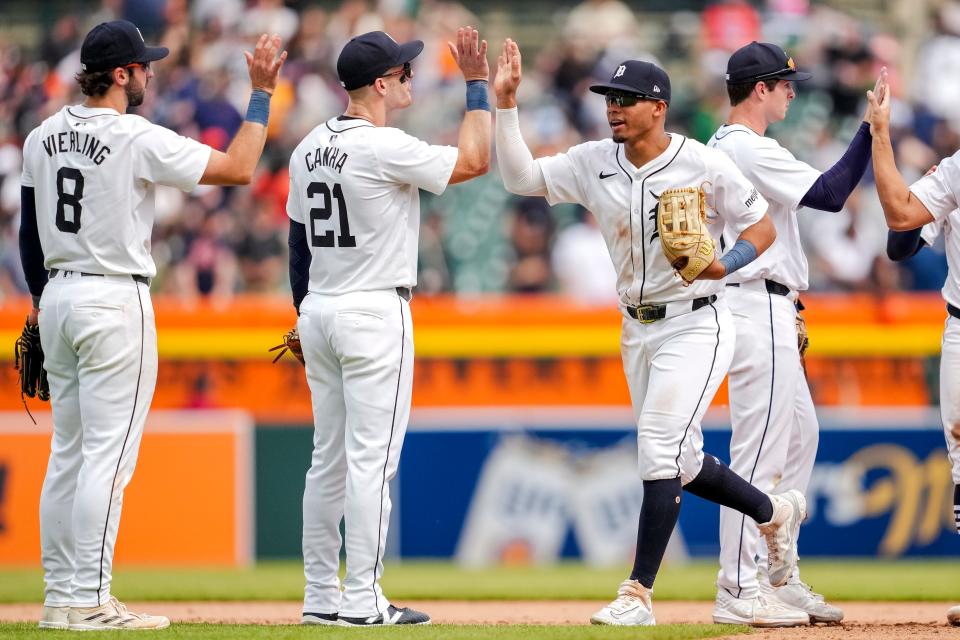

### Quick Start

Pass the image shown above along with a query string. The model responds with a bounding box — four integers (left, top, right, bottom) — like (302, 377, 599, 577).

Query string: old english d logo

(613, 65, 626, 79)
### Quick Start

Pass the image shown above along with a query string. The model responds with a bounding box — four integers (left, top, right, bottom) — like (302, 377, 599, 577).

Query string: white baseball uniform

(287, 116, 456, 618)
(909, 152, 960, 488)
(498, 107, 768, 484)
(21, 104, 210, 607)
(707, 123, 821, 599)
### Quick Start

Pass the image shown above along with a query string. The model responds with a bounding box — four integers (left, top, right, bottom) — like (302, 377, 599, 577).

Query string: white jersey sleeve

(921, 217, 944, 245)
(20, 130, 37, 188)
(537, 143, 589, 206)
(909, 150, 960, 222)
(707, 147, 768, 236)
(374, 128, 457, 195)
(133, 118, 211, 192)
(733, 134, 819, 210)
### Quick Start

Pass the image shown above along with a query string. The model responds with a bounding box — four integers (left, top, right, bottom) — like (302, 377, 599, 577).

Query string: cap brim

(589, 81, 641, 95)
(396, 40, 424, 65)
(139, 46, 169, 64)
(780, 70, 812, 81)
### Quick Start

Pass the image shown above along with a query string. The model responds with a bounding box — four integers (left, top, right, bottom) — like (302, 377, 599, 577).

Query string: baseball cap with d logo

(337, 31, 424, 91)
(80, 20, 169, 72)
(725, 42, 812, 84)
(589, 60, 671, 105)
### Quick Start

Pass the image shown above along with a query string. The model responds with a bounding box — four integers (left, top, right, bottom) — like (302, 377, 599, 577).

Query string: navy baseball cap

(80, 20, 169, 72)
(726, 42, 812, 84)
(589, 60, 671, 105)
(337, 31, 424, 91)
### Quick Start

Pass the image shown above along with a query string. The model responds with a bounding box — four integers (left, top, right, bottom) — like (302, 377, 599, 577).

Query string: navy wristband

(245, 89, 271, 126)
(719, 238, 758, 276)
(466, 80, 490, 111)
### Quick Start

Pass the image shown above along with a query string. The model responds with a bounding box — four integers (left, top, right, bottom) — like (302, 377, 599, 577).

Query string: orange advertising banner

(0, 410, 253, 566)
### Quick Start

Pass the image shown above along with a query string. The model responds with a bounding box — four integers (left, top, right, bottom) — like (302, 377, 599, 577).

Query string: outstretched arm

(868, 73, 937, 230)
(494, 38, 547, 196)
(201, 34, 287, 186)
(447, 27, 491, 185)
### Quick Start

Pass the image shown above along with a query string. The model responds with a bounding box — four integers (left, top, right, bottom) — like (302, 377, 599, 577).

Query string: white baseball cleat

(590, 579, 655, 626)
(712, 589, 809, 627)
(38, 605, 70, 629)
(757, 490, 806, 587)
(762, 579, 843, 624)
(68, 596, 170, 630)
(948, 605, 960, 626)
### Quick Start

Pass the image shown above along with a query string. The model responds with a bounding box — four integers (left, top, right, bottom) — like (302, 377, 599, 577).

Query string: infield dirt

(1, 601, 956, 638)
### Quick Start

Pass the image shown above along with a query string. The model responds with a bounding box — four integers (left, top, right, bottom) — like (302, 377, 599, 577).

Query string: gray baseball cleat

(712, 589, 809, 627)
(590, 579, 656, 626)
(762, 580, 843, 624)
(757, 490, 806, 588)
(338, 605, 430, 626)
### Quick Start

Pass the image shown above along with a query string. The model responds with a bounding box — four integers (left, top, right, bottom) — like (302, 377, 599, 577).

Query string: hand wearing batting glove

(269, 328, 305, 366)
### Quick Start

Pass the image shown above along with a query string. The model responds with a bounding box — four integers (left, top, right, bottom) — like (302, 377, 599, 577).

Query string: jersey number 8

(307, 181, 356, 248)
(56, 167, 84, 234)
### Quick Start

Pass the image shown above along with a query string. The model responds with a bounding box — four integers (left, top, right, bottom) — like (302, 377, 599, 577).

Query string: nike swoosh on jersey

(599, 171, 617, 180)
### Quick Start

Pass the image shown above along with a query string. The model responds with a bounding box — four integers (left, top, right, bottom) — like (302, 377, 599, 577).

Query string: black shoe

(301, 612, 338, 625)
(339, 605, 431, 626)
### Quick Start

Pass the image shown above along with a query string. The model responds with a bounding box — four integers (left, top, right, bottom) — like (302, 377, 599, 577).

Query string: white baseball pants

(717, 283, 818, 598)
(620, 298, 734, 483)
(940, 316, 960, 485)
(37, 271, 157, 608)
(298, 289, 413, 618)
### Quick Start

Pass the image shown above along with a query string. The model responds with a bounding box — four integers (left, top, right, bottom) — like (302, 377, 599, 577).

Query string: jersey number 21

(307, 181, 356, 248)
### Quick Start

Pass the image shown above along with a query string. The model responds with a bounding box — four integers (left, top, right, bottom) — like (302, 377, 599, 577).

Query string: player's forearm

(738, 213, 776, 256)
(799, 122, 871, 212)
(18, 186, 47, 306)
(495, 107, 547, 196)
(872, 130, 924, 231)
(456, 108, 492, 177)
(200, 90, 271, 185)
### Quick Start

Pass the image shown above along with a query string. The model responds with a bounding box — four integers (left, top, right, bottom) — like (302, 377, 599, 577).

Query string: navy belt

(626, 295, 716, 323)
(49, 268, 149, 286)
(396, 287, 412, 301)
(949, 303, 960, 320)
(726, 279, 791, 297)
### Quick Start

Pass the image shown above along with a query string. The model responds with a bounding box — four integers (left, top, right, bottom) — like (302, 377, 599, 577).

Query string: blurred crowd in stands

(0, 0, 956, 304)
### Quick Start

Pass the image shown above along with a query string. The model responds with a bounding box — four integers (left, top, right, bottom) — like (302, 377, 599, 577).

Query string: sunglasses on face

(379, 62, 412, 84)
(604, 91, 652, 107)
(123, 61, 150, 72)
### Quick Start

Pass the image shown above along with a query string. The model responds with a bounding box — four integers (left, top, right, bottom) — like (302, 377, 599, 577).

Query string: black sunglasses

(604, 91, 656, 107)
(378, 62, 412, 84)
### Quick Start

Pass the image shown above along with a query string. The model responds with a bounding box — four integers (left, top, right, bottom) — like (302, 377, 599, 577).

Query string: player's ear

(113, 67, 128, 87)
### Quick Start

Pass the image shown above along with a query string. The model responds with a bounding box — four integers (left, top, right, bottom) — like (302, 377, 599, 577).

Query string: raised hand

(494, 38, 522, 107)
(245, 34, 288, 95)
(866, 66, 890, 137)
(863, 66, 888, 125)
(447, 26, 489, 82)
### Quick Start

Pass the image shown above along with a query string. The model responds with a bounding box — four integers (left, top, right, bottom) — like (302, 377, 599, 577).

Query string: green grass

(1, 560, 959, 603)
(0, 623, 748, 640)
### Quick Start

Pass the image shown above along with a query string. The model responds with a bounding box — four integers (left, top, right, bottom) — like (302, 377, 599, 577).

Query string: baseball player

(18, 21, 286, 630)
(493, 39, 806, 626)
(287, 28, 490, 626)
(868, 80, 960, 628)
(706, 42, 881, 626)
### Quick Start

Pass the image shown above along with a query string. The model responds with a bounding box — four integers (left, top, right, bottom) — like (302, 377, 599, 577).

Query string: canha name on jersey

(41, 130, 111, 165)
(304, 145, 348, 173)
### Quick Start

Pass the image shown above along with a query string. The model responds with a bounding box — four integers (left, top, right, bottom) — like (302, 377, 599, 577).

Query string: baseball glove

(657, 187, 716, 284)
(269, 328, 304, 366)
(796, 312, 810, 376)
(14, 317, 49, 410)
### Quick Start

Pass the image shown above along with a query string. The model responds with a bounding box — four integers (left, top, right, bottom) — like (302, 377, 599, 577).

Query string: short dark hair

(75, 69, 114, 97)
(727, 78, 779, 106)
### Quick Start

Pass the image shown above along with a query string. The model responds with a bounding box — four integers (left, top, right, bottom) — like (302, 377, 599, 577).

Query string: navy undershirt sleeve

(799, 122, 872, 212)
(18, 186, 47, 304)
(886, 227, 926, 261)
(288, 221, 312, 313)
